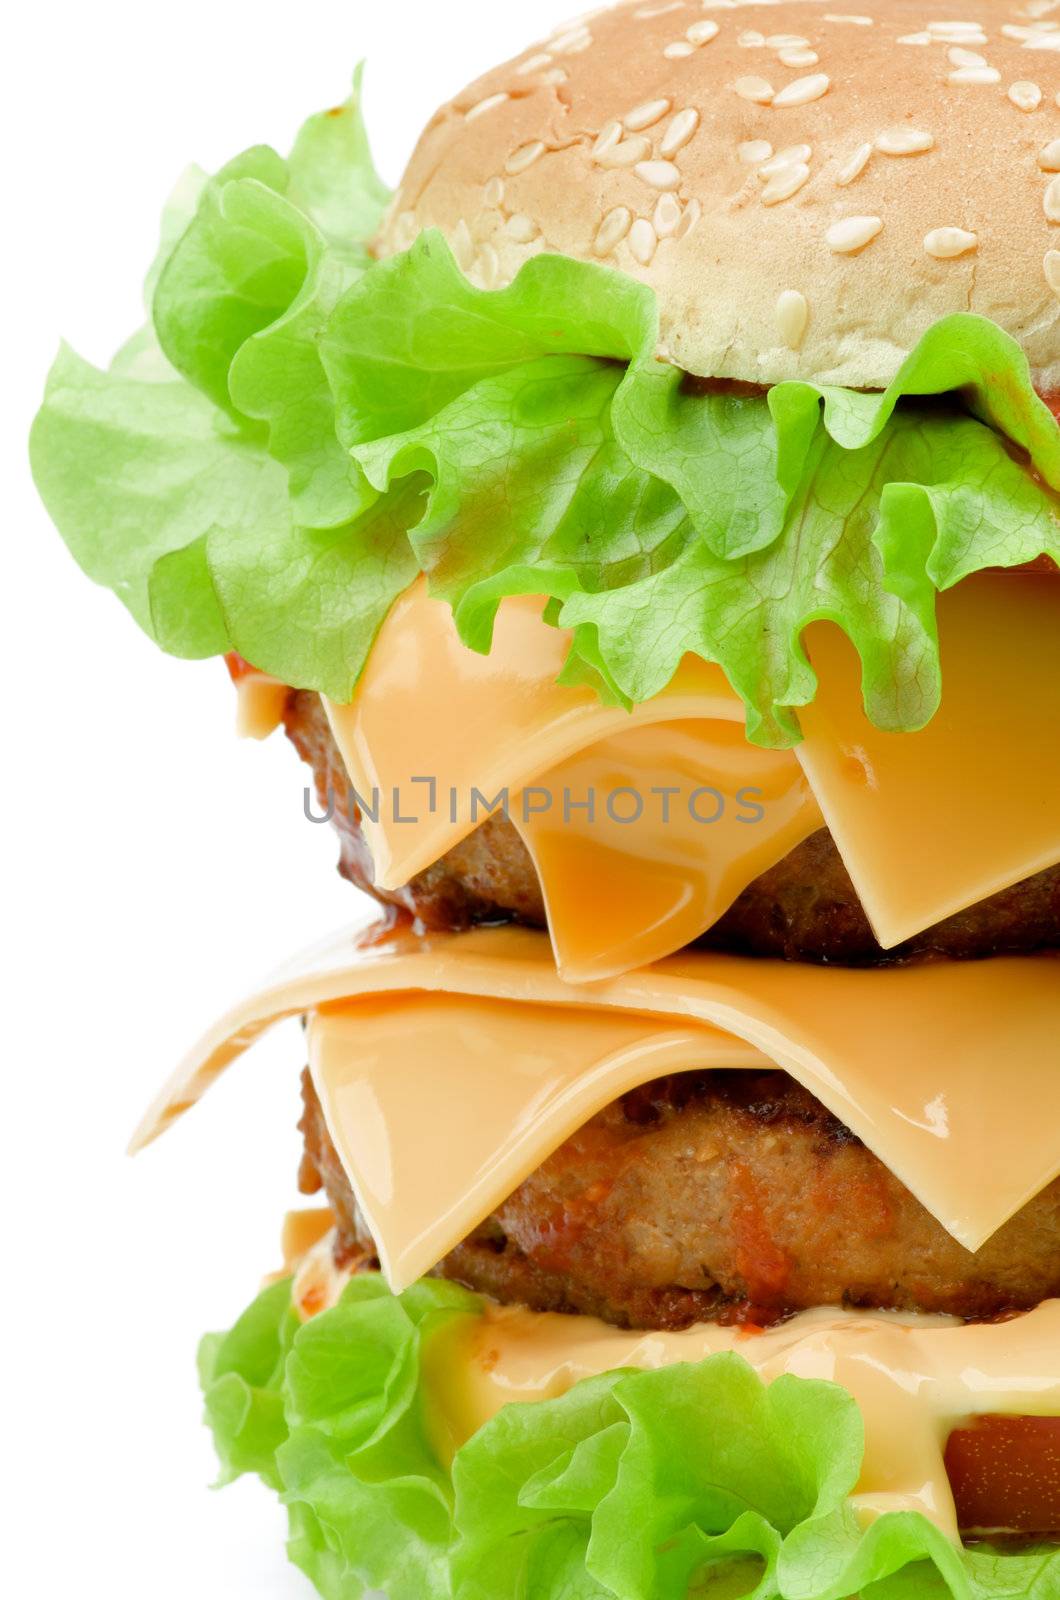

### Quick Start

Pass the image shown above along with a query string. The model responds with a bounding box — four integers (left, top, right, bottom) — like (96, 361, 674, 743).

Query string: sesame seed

(1039, 139, 1060, 172)
(836, 142, 873, 185)
(515, 53, 553, 76)
(1045, 176, 1060, 223)
(779, 49, 820, 65)
(688, 19, 721, 44)
(593, 120, 624, 159)
(826, 215, 883, 252)
(660, 107, 701, 156)
(767, 34, 811, 49)
(738, 29, 766, 46)
(928, 22, 988, 40)
(552, 26, 592, 54)
(735, 76, 776, 103)
(1002, 22, 1052, 39)
(539, 69, 569, 87)
(484, 177, 505, 207)
(625, 98, 672, 131)
(635, 159, 682, 190)
(466, 93, 509, 122)
(948, 66, 1002, 85)
(674, 197, 702, 241)
(634, 1, 684, 15)
(597, 135, 653, 169)
(936, 29, 989, 46)
(923, 226, 978, 258)
(504, 214, 538, 243)
(947, 46, 986, 66)
(664, 41, 696, 58)
(452, 219, 474, 270)
(824, 13, 874, 24)
(759, 143, 812, 175)
(593, 206, 633, 256)
(1023, 34, 1060, 52)
(654, 193, 683, 236)
(1045, 250, 1060, 297)
(772, 73, 830, 108)
(897, 31, 932, 44)
(875, 127, 935, 156)
(739, 139, 774, 163)
(629, 218, 659, 265)
(762, 161, 811, 203)
(476, 243, 500, 289)
(505, 141, 546, 175)
(776, 289, 809, 349)
(1008, 81, 1043, 112)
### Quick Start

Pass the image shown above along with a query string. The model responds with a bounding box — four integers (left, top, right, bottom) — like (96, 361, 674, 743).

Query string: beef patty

(298, 1067, 1060, 1331)
(284, 691, 1060, 965)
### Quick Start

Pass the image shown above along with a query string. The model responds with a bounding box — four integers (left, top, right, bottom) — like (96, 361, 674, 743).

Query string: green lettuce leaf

(198, 1275, 299, 1489)
(200, 1273, 1060, 1600)
(31, 78, 1060, 746)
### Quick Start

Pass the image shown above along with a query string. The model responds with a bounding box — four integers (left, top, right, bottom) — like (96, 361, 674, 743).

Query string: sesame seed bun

(378, 0, 1060, 391)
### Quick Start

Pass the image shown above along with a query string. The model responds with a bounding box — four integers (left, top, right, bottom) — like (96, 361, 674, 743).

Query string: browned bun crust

(378, 0, 1060, 390)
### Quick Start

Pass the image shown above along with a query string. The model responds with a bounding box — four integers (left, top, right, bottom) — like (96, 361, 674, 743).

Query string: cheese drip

(513, 719, 819, 980)
(323, 573, 1060, 979)
(132, 923, 1060, 1277)
(284, 1227, 1060, 1544)
(323, 580, 820, 980)
(231, 668, 287, 740)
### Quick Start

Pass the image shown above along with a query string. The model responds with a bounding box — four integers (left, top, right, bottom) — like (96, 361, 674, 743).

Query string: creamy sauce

(445, 1300, 1060, 1540)
(284, 1226, 1060, 1543)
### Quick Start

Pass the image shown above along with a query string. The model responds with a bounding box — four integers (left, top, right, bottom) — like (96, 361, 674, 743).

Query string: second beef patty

(298, 1067, 1060, 1331)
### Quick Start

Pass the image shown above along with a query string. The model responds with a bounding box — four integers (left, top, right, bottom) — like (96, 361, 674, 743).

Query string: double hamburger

(30, 3, 1060, 1596)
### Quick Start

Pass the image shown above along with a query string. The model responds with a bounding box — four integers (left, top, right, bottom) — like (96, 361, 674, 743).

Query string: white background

(3, 2, 575, 1593)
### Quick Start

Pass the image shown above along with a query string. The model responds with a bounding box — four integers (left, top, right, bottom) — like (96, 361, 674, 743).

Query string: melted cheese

(132, 922, 1060, 1283)
(797, 572, 1060, 950)
(513, 720, 820, 980)
(278, 1226, 1060, 1542)
(323, 580, 820, 980)
(322, 573, 1060, 980)
(440, 1299, 1060, 1539)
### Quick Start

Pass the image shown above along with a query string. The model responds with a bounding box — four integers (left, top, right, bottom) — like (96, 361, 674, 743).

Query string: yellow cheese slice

(322, 572, 1060, 979)
(512, 719, 820, 980)
(308, 994, 760, 1289)
(323, 581, 748, 888)
(322, 580, 821, 979)
(132, 922, 1060, 1280)
(797, 571, 1060, 949)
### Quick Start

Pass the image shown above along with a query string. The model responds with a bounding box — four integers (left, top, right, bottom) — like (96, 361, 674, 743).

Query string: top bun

(378, 0, 1060, 390)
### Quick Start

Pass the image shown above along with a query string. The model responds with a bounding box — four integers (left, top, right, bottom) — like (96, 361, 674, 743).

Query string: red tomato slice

(945, 1415, 1060, 1537)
